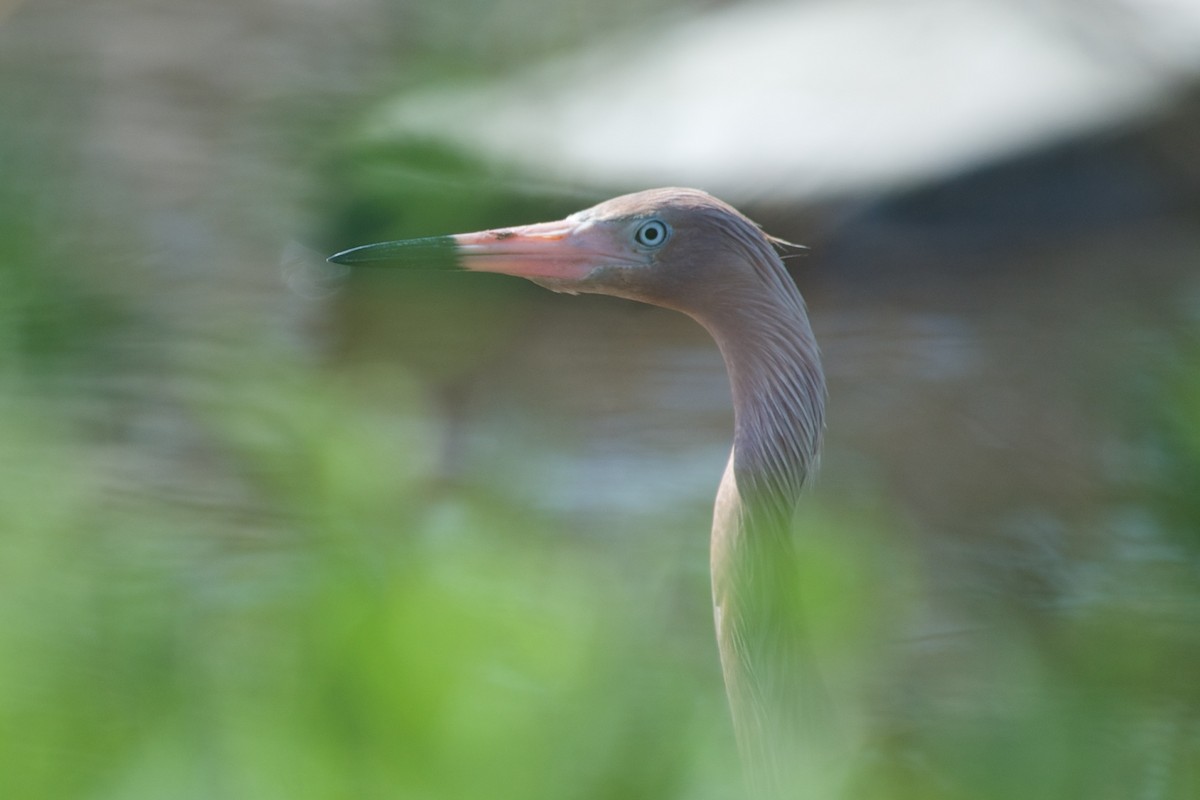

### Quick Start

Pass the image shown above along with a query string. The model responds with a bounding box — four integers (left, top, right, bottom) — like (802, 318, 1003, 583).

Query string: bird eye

(634, 219, 670, 248)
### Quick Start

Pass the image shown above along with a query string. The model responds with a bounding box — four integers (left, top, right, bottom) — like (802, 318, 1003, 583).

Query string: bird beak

(328, 217, 633, 283)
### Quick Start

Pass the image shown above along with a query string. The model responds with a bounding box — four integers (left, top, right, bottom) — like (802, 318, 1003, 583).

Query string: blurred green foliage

(2, 300, 1197, 800)
(0, 358, 738, 799)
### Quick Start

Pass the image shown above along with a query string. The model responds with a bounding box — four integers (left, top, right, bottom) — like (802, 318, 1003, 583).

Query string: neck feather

(705, 279, 825, 528)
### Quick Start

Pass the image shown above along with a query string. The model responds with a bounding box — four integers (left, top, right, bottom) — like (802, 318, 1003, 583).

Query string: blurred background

(1, 0, 1198, 798)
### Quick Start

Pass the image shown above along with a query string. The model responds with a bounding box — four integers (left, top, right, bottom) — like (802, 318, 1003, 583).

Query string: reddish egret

(330, 188, 826, 798)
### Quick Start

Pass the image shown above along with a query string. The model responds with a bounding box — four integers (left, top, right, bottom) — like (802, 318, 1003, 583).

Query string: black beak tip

(326, 246, 363, 265)
(323, 236, 460, 269)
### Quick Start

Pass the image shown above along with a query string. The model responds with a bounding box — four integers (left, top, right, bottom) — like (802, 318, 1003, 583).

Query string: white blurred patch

(368, 0, 1200, 201)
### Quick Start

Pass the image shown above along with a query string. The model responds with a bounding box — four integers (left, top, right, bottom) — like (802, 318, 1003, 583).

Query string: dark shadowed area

(1, 1, 1197, 798)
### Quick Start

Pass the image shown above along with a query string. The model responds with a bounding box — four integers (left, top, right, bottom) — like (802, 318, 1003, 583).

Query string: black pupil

(642, 224, 660, 243)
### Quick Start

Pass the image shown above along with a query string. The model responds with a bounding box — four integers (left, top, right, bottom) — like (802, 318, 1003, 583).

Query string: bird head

(328, 187, 799, 322)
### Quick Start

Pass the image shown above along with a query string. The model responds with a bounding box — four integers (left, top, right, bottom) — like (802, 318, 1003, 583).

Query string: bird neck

(700, 277, 827, 800)
(704, 283, 825, 527)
